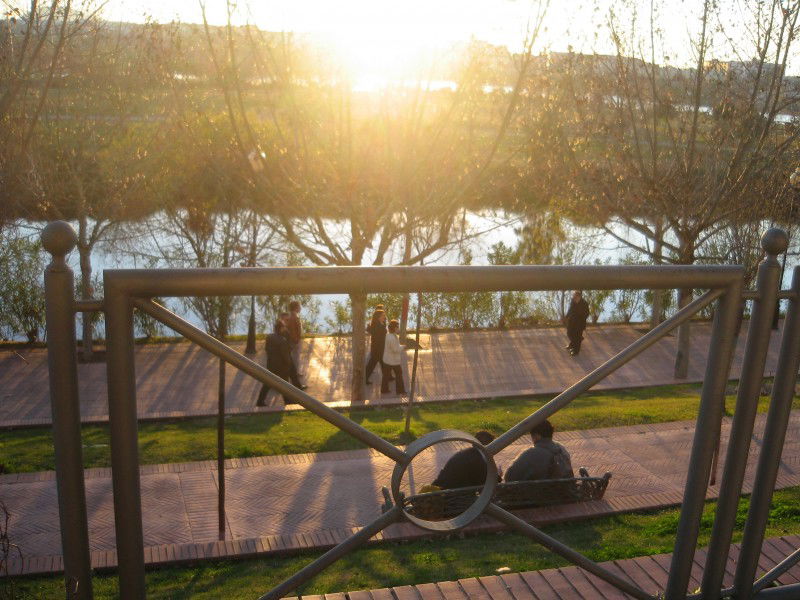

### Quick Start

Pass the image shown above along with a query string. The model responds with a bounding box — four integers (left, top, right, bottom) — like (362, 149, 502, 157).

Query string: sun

(318, 1, 452, 88)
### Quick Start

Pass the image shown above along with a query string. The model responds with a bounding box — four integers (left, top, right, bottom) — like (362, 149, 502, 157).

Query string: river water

(10, 212, 799, 340)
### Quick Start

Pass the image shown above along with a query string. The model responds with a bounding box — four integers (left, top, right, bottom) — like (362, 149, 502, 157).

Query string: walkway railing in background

(39, 221, 800, 600)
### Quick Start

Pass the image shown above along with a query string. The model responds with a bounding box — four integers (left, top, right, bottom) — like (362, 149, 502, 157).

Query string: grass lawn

(11, 487, 800, 599)
(2, 383, 796, 474)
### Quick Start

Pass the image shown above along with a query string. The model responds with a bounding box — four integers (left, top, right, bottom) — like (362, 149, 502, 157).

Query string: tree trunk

(350, 292, 367, 403)
(244, 220, 258, 354)
(398, 225, 413, 338)
(245, 295, 257, 355)
(78, 227, 93, 362)
(674, 287, 692, 378)
(650, 224, 664, 330)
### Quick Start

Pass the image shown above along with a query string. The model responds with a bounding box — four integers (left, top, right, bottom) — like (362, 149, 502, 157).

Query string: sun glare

(316, 2, 459, 90)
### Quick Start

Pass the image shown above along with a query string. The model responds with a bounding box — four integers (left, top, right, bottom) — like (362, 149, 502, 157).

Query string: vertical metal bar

(664, 279, 743, 600)
(41, 222, 94, 600)
(702, 229, 787, 597)
(104, 283, 145, 599)
(217, 356, 226, 540)
(404, 291, 423, 435)
(734, 266, 800, 599)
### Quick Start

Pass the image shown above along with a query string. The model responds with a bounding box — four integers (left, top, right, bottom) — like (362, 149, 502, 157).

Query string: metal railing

(38, 221, 800, 599)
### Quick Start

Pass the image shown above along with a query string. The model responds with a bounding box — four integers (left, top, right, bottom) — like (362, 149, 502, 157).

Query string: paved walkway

(4, 411, 800, 576)
(0, 322, 783, 427)
(328, 534, 800, 600)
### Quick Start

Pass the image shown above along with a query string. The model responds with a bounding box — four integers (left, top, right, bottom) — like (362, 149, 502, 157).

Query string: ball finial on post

(761, 228, 789, 257)
(41, 221, 78, 260)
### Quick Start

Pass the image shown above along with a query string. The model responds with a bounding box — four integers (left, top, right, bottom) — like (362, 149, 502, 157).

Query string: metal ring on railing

(390, 429, 498, 532)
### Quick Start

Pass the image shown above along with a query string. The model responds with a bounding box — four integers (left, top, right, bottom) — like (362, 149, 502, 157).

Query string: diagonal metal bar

(485, 503, 654, 599)
(753, 547, 800, 594)
(486, 288, 723, 456)
(133, 298, 408, 464)
(257, 506, 403, 600)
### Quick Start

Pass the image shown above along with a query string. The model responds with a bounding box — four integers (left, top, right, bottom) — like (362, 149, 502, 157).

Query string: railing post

(42, 221, 94, 600)
(664, 277, 743, 600)
(734, 265, 800, 599)
(104, 277, 146, 598)
(701, 228, 787, 597)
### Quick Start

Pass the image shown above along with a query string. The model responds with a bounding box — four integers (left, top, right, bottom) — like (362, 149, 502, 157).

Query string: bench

(381, 467, 612, 520)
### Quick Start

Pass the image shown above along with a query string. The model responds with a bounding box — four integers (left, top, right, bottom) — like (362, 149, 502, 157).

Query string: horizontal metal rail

(741, 290, 797, 300)
(486, 503, 653, 599)
(134, 298, 408, 464)
(73, 299, 104, 313)
(103, 264, 743, 297)
(71, 289, 794, 314)
(753, 582, 800, 598)
(487, 288, 723, 455)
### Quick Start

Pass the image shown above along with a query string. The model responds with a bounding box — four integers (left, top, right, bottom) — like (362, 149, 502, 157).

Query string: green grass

(10, 487, 800, 599)
(2, 383, 795, 474)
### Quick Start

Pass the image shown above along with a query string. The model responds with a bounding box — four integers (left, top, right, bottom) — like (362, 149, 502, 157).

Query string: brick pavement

(4, 411, 800, 576)
(0, 321, 783, 427)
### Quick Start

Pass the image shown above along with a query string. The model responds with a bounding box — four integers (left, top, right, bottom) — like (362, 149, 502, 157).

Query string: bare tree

(539, 0, 799, 376)
(197, 1, 550, 401)
(0, 0, 103, 227)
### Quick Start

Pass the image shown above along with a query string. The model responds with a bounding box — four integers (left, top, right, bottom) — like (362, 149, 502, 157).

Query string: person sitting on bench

(432, 431, 498, 490)
(504, 420, 574, 482)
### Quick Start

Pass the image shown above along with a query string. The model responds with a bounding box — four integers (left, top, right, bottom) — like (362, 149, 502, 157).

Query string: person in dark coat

(365, 309, 387, 384)
(432, 431, 499, 489)
(256, 319, 306, 406)
(565, 290, 590, 356)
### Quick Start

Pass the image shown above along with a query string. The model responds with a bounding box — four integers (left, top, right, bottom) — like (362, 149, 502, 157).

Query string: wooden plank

(573, 567, 630, 600)
(519, 571, 561, 600)
(436, 580, 469, 600)
(616, 557, 661, 595)
(477, 576, 515, 600)
(416, 582, 446, 600)
(561, 566, 610, 599)
(457, 579, 491, 600)
(497, 573, 538, 600)
(538, 567, 576, 599)
(369, 589, 395, 600)
(394, 586, 421, 600)
(636, 555, 670, 592)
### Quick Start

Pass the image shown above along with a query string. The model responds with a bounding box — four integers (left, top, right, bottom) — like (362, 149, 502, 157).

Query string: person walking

(365, 308, 387, 384)
(564, 290, 590, 356)
(381, 320, 406, 395)
(256, 319, 306, 407)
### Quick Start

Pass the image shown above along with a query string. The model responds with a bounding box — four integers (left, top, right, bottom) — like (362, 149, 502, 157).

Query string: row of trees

(2, 0, 798, 396)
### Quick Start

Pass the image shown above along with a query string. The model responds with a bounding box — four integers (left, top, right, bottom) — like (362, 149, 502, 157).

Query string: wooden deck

(299, 535, 800, 599)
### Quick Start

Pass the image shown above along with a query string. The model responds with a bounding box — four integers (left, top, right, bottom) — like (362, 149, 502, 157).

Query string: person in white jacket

(381, 320, 406, 394)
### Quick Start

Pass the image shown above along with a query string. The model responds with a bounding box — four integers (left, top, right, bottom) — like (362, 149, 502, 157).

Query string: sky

(97, 0, 791, 74)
